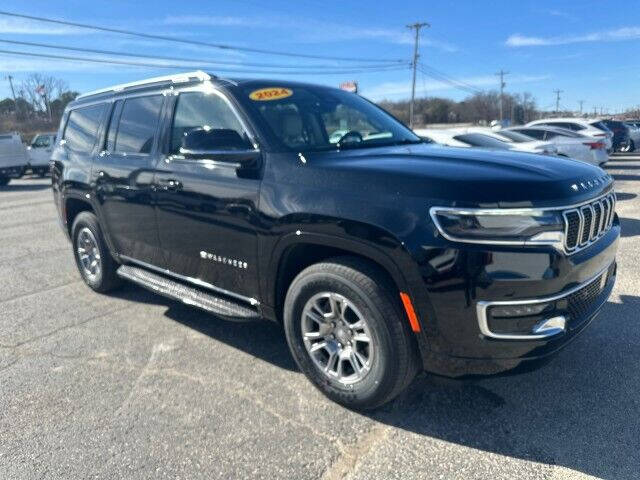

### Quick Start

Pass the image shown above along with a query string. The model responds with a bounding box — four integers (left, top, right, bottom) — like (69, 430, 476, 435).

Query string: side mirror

(180, 128, 259, 167)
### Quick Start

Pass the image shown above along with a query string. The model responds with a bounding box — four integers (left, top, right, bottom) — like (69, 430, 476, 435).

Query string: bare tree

(20, 74, 68, 115)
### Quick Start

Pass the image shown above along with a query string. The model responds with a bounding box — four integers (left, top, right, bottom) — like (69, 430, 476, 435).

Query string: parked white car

(27, 132, 56, 176)
(526, 118, 613, 152)
(415, 127, 558, 156)
(502, 126, 608, 166)
(0, 132, 29, 186)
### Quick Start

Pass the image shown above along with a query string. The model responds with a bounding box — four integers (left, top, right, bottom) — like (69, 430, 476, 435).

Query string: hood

(305, 143, 612, 208)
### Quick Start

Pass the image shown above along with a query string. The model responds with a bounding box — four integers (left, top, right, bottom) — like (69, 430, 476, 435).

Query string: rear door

(154, 86, 262, 302)
(91, 94, 165, 266)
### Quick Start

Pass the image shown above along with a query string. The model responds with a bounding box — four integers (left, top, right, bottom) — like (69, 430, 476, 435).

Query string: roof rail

(76, 70, 214, 100)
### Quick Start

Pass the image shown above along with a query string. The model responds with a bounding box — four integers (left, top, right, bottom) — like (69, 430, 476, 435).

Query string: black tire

(283, 256, 419, 410)
(71, 211, 122, 293)
(0, 177, 9, 186)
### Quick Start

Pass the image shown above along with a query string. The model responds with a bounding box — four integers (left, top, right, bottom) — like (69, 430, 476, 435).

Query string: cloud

(163, 15, 269, 28)
(363, 74, 551, 101)
(506, 27, 640, 47)
(0, 17, 89, 35)
(161, 15, 458, 52)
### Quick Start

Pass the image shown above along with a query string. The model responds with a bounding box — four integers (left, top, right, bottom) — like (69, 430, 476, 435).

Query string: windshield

(496, 130, 534, 143)
(32, 135, 52, 148)
(238, 84, 421, 152)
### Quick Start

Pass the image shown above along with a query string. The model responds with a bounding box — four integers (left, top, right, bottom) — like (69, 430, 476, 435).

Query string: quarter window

(170, 91, 248, 154)
(114, 95, 163, 154)
(64, 104, 106, 153)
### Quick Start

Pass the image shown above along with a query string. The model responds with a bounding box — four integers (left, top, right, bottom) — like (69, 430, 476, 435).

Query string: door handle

(157, 178, 183, 191)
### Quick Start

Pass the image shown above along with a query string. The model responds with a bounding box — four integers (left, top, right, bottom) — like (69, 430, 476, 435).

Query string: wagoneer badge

(571, 175, 610, 193)
(200, 251, 248, 269)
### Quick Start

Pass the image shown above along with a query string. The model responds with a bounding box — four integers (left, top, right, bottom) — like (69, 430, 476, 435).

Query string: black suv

(52, 72, 619, 409)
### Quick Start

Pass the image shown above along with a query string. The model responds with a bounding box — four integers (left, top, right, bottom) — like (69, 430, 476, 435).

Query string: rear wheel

(71, 212, 122, 293)
(283, 257, 419, 410)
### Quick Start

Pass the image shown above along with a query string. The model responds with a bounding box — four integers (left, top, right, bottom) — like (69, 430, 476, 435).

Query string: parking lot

(0, 156, 639, 480)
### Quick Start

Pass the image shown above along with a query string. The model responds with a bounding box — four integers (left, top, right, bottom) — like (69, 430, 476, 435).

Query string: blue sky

(0, 0, 639, 113)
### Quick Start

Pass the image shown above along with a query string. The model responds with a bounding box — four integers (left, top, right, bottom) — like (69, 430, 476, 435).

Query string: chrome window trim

(119, 255, 259, 306)
(430, 190, 616, 255)
(476, 261, 614, 340)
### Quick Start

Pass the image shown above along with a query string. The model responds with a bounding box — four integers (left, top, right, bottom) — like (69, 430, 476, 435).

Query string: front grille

(563, 193, 616, 252)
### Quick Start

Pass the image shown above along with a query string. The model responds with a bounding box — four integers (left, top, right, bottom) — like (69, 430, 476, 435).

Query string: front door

(154, 87, 262, 302)
(92, 94, 165, 267)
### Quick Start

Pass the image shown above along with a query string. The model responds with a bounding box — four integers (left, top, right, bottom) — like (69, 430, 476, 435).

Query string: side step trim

(119, 254, 259, 306)
(117, 264, 262, 322)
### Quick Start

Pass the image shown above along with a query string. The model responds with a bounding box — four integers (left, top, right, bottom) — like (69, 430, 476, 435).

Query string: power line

(407, 22, 429, 128)
(0, 10, 404, 64)
(421, 65, 482, 93)
(0, 48, 409, 75)
(417, 64, 482, 95)
(0, 38, 409, 71)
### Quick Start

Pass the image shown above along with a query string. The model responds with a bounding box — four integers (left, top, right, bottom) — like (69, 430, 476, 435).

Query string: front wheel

(283, 257, 419, 410)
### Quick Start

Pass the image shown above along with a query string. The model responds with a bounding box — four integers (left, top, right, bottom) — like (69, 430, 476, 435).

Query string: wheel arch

(266, 231, 412, 324)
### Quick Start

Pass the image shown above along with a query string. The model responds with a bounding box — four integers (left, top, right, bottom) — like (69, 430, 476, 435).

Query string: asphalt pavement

(1, 156, 639, 479)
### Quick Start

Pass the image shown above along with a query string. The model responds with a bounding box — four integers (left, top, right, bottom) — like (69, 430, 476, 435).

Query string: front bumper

(411, 220, 619, 377)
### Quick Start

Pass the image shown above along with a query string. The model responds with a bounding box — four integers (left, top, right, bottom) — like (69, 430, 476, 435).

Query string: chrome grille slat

(563, 192, 615, 254)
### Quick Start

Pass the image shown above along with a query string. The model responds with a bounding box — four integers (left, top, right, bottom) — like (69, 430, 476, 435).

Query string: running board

(117, 264, 261, 322)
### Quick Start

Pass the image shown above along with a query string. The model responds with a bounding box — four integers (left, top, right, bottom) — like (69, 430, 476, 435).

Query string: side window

(170, 91, 249, 154)
(64, 104, 106, 153)
(522, 129, 544, 140)
(114, 95, 163, 154)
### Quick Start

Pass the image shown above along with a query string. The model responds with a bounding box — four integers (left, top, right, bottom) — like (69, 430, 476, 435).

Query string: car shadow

(0, 183, 51, 192)
(609, 173, 640, 182)
(619, 217, 640, 238)
(108, 284, 297, 372)
(366, 295, 640, 479)
(614, 192, 637, 201)
(604, 165, 640, 171)
(108, 284, 640, 477)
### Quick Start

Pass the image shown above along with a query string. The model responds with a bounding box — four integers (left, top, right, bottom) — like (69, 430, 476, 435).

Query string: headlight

(430, 208, 564, 245)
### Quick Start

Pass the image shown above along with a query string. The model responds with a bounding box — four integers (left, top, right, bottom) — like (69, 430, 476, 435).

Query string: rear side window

(114, 95, 163, 154)
(454, 133, 510, 149)
(170, 91, 248, 154)
(64, 104, 106, 153)
(520, 129, 545, 140)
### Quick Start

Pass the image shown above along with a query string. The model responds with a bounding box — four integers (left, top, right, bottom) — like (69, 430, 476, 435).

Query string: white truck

(27, 132, 56, 177)
(0, 132, 29, 186)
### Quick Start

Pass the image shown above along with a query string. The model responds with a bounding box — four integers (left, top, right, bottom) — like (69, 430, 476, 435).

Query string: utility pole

(5, 75, 18, 115)
(407, 21, 429, 129)
(578, 100, 584, 115)
(554, 89, 563, 114)
(496, 70, 508, 123)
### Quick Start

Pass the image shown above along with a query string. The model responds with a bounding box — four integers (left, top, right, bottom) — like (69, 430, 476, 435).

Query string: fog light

(532, 316, 566, 336)
(490, 302, 552, 318)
